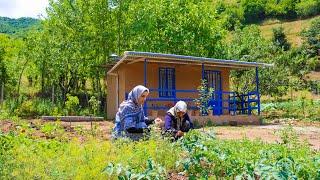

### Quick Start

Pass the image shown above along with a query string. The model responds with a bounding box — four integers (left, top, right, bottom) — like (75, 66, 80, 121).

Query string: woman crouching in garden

(164, 101, 193, 140)
(112, 85, 154, 141)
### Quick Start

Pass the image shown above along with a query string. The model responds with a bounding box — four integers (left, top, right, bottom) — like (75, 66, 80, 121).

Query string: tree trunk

(52, 85, 55, 104)
(17, 58, 29, 98)
(0, 82, 3, 105)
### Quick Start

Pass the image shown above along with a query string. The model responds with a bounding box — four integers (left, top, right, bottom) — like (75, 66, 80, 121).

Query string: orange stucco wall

(106, 61, 231, 118)
(106, 74, 117, 119)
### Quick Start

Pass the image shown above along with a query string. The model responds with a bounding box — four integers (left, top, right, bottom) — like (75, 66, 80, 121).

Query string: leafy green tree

(301, 17, 320, 57)
(0, 34, 23, 97)
(116, 0, 226, 58)
(65, 94, 79, 115)
(226, 26, 293, 97)
(0, 47, 7, 87)
(241, 0, 265, 23)
(25, 0, 117, 103)
(296, 0, 320, 18)
(272, 27, 290, 51)
(265, 0, 298, 19)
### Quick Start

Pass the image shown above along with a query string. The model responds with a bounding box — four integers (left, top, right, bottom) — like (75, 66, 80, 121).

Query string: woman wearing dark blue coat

(164, 101, 193, 139)
(112, 85, 153, 140)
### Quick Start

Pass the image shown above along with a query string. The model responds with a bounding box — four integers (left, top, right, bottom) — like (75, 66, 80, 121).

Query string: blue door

(204, 70, 222, 115)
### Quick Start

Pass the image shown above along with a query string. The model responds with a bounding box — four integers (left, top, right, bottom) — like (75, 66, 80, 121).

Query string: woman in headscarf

(164, 101, 193, 139)
(112, 85, 154, 140)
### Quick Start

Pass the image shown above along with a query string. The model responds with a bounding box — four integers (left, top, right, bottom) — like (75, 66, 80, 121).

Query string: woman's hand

(154, 118, 164, 128)
(176, 130, 184, 137)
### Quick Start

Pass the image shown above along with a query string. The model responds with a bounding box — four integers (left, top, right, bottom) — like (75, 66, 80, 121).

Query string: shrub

(241, 0, 265, 23)
(194, 79, 214, 116)
(65, 94, 79, 115)
(296, 0, 320, 18)
(272, 27, 291, 51)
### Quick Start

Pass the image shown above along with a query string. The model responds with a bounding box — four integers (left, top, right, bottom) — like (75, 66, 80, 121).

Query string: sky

(0, 0, 49, 19)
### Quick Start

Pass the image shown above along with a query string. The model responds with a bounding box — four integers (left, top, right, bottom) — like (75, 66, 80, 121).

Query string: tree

(115, 0, 226, 58)
(226, 25, 294, 98)
(241, 0, 265, 23)
(272, 27, 290, 51)
(301, 17, 320, 57)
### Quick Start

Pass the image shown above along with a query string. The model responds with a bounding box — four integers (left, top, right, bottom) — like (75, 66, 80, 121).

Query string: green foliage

(226, 25, 314, 98)
(88, 96, 101, 116)
(277, 125, 299, 147)
(1, 121, 320, 179)
(194, 79, 214, 116)
(241, 0, 265, 23)
(0, 46, 8, 85)
(296, 0, 320, 18)
(265, 0, 298, 19)
(0, 17, 40, 35)
(261, 99, 320, 121)
(103, 158, 167, 179)
(118, 0, 226, 58)
(272, 27, 291, 51)
(2, 98, 57, 118)
(0, 130, 180, 179)
(175, 129, 319, 179)
(40, 122, 65, 139)
(301, 17, 320, 57)
(65, 94, 79, 115)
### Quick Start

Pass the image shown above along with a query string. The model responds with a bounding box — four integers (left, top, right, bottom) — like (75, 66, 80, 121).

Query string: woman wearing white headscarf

(164, 101, 193, 139)
(112, 85, 154, 140)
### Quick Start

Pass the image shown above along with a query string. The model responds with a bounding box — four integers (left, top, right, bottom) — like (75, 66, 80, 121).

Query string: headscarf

(113, 85, 149, 137)
(167, 101, 187, 130)
(167, 101, 187, 116)
(117, 85, 149, 121)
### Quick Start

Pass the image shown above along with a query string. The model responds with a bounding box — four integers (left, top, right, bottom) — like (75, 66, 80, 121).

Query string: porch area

(139, 58, 262, 117)
(144, 89, 261, 117)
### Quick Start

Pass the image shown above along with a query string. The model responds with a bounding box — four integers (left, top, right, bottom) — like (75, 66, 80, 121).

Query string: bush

(301, 17, 320, 57)
(296, 0, 320, 18)
(241, 0, 265, 23)
(261, 99, 320, 121)
(272, 27, 291, 51)
(265, 0, 297, 19)
(65, 94, 79, 115)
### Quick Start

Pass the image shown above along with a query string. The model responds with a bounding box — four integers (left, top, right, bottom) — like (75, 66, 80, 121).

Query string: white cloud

(0, 0, 49, 19)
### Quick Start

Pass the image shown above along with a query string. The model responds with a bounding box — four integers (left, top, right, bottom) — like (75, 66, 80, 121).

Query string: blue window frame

(159, 68, 175, 98)
(204, 70, 222, 91)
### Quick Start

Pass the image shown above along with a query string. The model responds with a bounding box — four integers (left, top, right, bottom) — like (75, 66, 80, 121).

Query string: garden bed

(41, 116, 104, 122)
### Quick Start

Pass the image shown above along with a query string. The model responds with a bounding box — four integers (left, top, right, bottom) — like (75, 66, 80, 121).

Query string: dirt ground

(210, 124, 320, 151)
(1, 119, 319, 150)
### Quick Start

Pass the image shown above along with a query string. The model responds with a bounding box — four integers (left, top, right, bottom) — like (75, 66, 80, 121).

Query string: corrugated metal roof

(107, 51, 273, 74)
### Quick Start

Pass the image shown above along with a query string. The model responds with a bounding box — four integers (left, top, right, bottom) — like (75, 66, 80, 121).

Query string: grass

(1, 120, 319, 179)
(258, 15, 320, 47)
(1, 132, 181, 179)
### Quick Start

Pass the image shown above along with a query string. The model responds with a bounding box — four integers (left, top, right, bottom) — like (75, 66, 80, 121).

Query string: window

(159, 68, 175, 97)
(204, 70, 221, 91)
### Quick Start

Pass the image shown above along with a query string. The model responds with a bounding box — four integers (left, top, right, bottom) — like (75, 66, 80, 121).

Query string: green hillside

(0, 16, 41, 35)
(259, 15, 320, 47)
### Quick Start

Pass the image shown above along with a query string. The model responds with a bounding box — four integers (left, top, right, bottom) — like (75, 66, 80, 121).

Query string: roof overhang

(107, 51, 274, 74)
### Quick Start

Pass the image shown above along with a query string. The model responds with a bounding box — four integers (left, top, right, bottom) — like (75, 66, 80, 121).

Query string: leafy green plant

(88, 96, 101, 116)
(194, 79, 214, 116)
(65, 94, 79, 115)
(40, 122, 64, 139)
(102, 158, 167, 179)
(276, 125, 300, 148)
